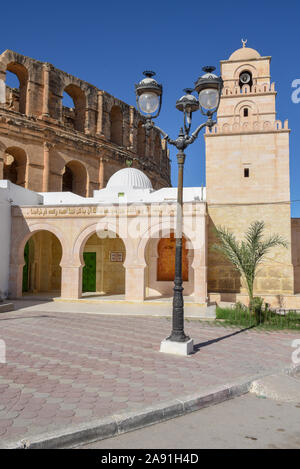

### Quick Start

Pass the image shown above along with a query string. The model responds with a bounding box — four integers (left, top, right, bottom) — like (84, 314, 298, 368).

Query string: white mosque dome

(106, 167, 153, 190)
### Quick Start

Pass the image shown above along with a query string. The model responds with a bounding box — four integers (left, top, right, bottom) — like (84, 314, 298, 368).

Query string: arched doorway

(145, 232, 194, 298)
(62, 160, 87, 196)
(22, 231, 62, 296)
(157, 233, 189, 281)
(3, 147, 27, 187)
(82, 231, 126, 296)
(62, 84, 86, 132)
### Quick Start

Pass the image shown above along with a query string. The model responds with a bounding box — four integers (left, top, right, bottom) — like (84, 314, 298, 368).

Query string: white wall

(0, 189, 11, 298)
(0, 181, 43, 298)
(40, 191, 85, 205)
(0, 180, 43, 205)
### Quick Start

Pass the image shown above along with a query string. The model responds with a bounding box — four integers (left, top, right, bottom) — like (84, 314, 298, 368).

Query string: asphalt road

(76, 393, 300, 449)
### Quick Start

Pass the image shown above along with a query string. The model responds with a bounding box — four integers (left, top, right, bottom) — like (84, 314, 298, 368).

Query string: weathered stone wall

(207, 204, 293, 295)
(291, 218, 300, 294)
(0, 50, 171, 195)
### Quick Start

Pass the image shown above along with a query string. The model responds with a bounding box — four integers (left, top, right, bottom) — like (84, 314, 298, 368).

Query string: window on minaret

(243, 108, 249, 117)
(244, 168, 250, 178)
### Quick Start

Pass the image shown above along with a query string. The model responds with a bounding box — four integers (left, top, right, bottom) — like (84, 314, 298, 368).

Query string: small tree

(212, 221, 287, 309)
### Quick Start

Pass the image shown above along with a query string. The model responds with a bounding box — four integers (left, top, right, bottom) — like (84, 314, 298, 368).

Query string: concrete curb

(3, 379, 252, 449)
(3, 364, 300, 450)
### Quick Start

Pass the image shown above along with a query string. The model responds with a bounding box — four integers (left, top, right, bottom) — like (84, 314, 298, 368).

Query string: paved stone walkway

(0, 309, 299, 446)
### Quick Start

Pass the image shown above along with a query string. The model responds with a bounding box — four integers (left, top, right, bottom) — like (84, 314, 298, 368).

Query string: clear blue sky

(1, 0, 300, 215)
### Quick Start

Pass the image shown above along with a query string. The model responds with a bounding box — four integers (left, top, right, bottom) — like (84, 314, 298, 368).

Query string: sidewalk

(10, 298, 217, 319)
(0, 305, 299, 448)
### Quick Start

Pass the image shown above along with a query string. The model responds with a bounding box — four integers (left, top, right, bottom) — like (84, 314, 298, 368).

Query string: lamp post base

(160, 338, 194, 356)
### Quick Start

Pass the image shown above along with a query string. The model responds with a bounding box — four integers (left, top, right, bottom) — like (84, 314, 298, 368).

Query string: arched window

(240, 105, 252, 119)
(3, 147, 27, 187)
(5, 62, 28, 114)
(137, 121, 146, 158)
(62, 160, 87, 196)
(110, 106, 123, 146)
(62, 84, 86, 132)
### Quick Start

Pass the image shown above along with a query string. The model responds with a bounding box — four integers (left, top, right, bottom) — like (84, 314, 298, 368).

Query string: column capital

(44, 141, 54, 151)
(43, 62, 53, 72)
(96, 90, 105, 137)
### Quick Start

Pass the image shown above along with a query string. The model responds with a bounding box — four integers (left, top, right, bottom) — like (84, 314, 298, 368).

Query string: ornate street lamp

(135, 67, 223, 355)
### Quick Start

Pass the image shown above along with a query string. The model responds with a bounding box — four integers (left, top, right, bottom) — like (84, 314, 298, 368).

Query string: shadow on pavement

(0, 314, 53, 322)
(193, 325, 256, 353)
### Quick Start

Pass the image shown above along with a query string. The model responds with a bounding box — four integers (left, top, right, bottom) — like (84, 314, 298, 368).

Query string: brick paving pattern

(0, 310, 299, 445)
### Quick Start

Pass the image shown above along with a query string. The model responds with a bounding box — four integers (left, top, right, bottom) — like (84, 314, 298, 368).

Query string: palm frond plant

(212, 221, 287, 316)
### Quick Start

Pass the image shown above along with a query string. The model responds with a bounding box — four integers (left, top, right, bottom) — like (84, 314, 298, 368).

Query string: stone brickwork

(205, 45, 294, 296)
(291, 218, 300, 294)
(207, 204, 293, 295)
(0, 50, 170, 196)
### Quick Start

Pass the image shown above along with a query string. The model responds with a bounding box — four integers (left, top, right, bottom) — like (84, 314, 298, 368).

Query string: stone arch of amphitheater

(0, 49, 171, 194)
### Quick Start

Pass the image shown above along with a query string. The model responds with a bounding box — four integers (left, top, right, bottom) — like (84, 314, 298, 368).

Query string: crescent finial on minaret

(241, 39, 247, 48)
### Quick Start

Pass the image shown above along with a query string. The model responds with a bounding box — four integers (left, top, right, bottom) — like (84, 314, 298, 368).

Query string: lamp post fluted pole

(135, 67, 223, 355)
(169, 147, 187, 342)
(150, 122, 211, 343)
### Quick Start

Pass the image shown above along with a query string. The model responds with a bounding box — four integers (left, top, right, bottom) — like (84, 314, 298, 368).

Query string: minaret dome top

(229, 44, 261, 61)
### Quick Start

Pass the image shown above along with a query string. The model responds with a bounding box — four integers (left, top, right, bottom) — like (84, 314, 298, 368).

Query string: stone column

(96, 90, 104, 136)
(9, 263, 24, 298)
(192, 236, 208, 303)
(125, 264, 146, 301)
(60, 265, 83, 299)
(98, 157, 105, 189)
(25, 80, 31, 116)
(42, 63, 51, 118)
(129, 106, 136, 151)
(85, 108, 91, 134)
(193, 265, 207, 304)
(43, 142, 52, 192)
